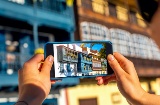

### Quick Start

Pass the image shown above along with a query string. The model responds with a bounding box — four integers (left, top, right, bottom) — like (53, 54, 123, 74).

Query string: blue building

(0, 0, 79, 105)
(77, 52, 92, 75)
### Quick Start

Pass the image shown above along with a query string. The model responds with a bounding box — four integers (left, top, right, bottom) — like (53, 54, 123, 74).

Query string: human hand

(96, 52, 146, 104)
(17, 54, 55, 105)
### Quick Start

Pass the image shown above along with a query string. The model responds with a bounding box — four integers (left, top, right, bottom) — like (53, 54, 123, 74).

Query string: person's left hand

(95, 53, 146, 105)
(18, 54, 55, 105)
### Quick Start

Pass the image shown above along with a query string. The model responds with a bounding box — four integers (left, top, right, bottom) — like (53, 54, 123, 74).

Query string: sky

(77, 43, 104, 52)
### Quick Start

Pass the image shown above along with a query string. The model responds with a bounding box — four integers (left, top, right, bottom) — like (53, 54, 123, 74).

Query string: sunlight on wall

(67, 82, 149, 105)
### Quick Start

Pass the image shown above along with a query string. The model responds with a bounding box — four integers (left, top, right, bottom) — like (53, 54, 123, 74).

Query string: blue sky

(77, 43, 103, 52)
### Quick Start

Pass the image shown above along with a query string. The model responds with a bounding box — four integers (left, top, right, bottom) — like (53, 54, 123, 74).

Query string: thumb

(40, 55, 54, 77)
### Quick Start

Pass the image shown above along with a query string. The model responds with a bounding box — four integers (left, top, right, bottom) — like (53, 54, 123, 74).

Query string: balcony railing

(0, 52, 32, 75)
(6, 0, 72, 17)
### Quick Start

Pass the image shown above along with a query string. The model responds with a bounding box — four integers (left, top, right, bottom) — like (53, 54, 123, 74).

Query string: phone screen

(45, 41, 113, 79)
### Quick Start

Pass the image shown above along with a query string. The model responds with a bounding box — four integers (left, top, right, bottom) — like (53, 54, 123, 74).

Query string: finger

(95, 76, 103, 80)
(51, 80, 56, 84)
(113, 52, 134, 74)
(96, 76, 110, 82)
(26, 54, 44, 64)
(107, 54, 126, 78)
(96, 75, 116, 85)
(97, 75, 116, 85)
(103, 75, 116, 85)
(97, 78, 104, 85)
(40, 55, 54, 77)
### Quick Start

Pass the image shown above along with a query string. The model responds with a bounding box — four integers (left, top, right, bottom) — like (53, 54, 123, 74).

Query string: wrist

(134, 91, 148, 105)
(127, 88, 147, 105)
(17, 95, 44, 105)
(14, 101, 28, 105)
(18, 84, 46, 105)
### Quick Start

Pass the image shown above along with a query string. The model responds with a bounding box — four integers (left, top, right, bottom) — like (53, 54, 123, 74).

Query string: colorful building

(1, 0, 160, 105)
(53, 43, 108, 78)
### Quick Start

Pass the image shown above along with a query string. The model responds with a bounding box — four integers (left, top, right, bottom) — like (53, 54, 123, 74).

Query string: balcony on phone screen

(57, 46, 78, 63)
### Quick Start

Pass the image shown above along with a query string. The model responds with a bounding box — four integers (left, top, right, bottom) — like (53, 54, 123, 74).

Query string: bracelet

(14, 101, 28, 105)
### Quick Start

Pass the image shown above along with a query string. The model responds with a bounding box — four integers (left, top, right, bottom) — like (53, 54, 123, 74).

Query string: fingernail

(48, 55, 54, 63)
(108, 54, 115, 62)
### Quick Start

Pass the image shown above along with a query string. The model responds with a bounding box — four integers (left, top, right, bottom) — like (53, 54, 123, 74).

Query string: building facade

(66, 0, 160, 105)
(0, 0, 79, 105)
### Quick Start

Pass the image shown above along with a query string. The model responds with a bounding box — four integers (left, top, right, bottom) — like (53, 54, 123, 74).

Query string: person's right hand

(96, 52, 146, 104)
(17, 54, 55, 105)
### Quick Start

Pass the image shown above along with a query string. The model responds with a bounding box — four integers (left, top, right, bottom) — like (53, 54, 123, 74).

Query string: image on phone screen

(45, 41, 113, 79)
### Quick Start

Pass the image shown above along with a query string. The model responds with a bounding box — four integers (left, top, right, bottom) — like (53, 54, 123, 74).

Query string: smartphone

(44, 41, 113, 80)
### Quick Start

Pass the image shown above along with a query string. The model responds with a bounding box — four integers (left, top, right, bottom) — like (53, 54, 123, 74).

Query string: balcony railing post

(33, 22, 39, 49)
(33, 1, 39, 49)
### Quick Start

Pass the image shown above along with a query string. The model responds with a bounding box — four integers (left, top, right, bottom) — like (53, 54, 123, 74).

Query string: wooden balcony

(0, 0, 74, 31)
(77, 0, 150, 36)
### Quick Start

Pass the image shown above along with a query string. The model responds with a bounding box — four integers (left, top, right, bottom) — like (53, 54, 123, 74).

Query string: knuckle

(128, 60, 134, 66)
(109, 61, 115, 66)
(23, 62, 30, 68)
(45, 62, 53, 68)
(109, 61, 118, 69)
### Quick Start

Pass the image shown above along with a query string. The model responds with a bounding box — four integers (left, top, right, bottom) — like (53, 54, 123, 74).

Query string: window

(81, 22, 90, 41)
(93, 62, 101, 67)
(81, 22, 160, 60)
(89, 23, 109, 41)
(116, 6, 128, 22)
(110, 29, 118, 44)
(109, 3, 117, 17)
(92, 0, 104, 14)
(119, 45, 124, 55)
(81, 22, 110, 41)
(116, 29, 129, 56)
(81, 0, 92, 10)
(150, 39, 160, 60)
(104, 2, 109, 16)
(102, 26, 110, 40)
(129, 11, 137, 24)
(79, 98, 97, 105)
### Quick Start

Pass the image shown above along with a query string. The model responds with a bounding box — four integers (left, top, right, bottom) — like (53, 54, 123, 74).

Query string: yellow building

(66, 78, 160, 105)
